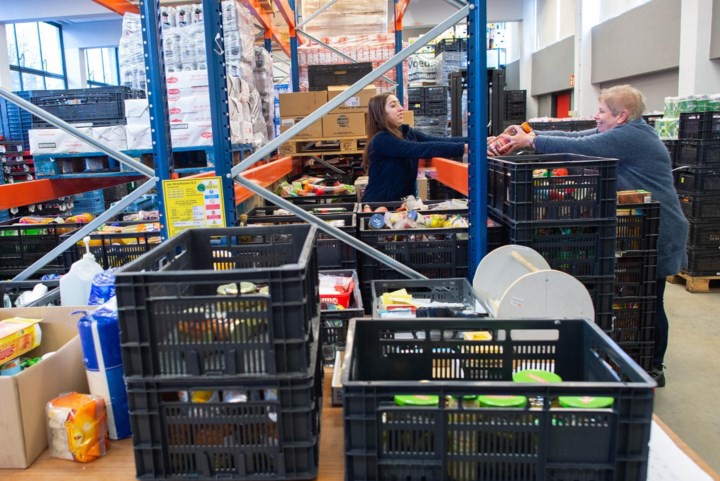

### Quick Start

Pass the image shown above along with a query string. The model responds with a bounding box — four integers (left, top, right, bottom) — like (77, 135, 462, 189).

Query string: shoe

(650, 365, 666, 388)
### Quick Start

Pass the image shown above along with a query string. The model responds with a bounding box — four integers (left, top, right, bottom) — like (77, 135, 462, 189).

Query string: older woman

(499, 85, 688, 387)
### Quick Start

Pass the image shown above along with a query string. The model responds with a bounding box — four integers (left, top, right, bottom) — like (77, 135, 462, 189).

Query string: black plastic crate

(270, 193, 358, 206)
(342, 318, 654, 481)
(407, 87, 424, 104)
(424, 86, 448, 103)
(683, 247, 720, 276)
(62, 230, 162, 269)
(614, 340, 655, 372)
(0, 221, 88, 276)
(114, 225, 320, 379)
(433, 38, 467, 56)
(0, 91, 35, 151)
(356, 199, 467, 218)
(576, 275, 615, 327)
(423, 101, 449, 116)
(614, 254, 658, 298)
(308, 62, 373, 92)
(504, 90, 526, 103)
(319, 269, 364, 366)
(573, 120, 600, 131)
(679, 193, 720, 220)
(29, 86, 145, 128)
(663, 139, 679, 164)
(0, 280, 60, 307)
(687, 220, 720, 248)
(128, 343, 322, 481)
(371, 278, 486, 318)
(674, 166, 720, 193)
(615, 202, 660, 253)
(604, 297, 656, 344)
(527, 120, 576, 132)
(489, 154, 618, 223)
(678, 139, 720, 165)
(679, 111, 720, 140)
(504, 218, 617, 278)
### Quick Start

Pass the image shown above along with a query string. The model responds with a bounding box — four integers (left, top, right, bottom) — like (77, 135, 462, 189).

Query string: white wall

(536, 0, 576, 50)
(61, 20, 123, 88)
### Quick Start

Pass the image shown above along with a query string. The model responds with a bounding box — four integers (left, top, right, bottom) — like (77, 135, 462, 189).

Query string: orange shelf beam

(187, 156, 292, 205)
(395, 0, 411, 31)
(92, 0, 138, 15)
(0, 175, 144, 210)
(242, 0, 291, 55)
(429, 157, 468, 196)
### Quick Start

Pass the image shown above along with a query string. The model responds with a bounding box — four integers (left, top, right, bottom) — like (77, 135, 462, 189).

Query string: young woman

(361, 92, 468, 203)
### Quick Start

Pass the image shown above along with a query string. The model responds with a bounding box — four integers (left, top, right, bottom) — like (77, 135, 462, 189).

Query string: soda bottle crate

(674, 165, 720, 194)
(128, 337, 322, 481)
(114, 224, 321, 379)
(687, 220, 720, 248)
(488, 154, 618, 223)
(677, 139, 720, 165)
(342, 318, 655, 481)
(616, 202, 660, 253)
(679, 193, 720, 220)
(678, 111, 720, 140)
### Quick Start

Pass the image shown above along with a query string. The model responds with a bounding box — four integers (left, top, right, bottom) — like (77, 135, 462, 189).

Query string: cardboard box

(617, 189, 652, 205)
(326, 85, 377, 113)
(280, 116, 323, 139)
(29, 128, 95, 155)
(404, 109, 415, 127)
(279, 91, 327, 117)
(0, 307, 89, 468)
(322, 112, 366, 138)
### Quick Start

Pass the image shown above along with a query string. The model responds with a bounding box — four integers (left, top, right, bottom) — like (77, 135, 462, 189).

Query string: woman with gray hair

(497, 84, 688, 388)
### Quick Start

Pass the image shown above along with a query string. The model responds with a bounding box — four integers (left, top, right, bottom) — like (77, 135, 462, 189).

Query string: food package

(617, 189, 652, 205)
(46, 392, 108, 463)
(0, 317, 42, 366)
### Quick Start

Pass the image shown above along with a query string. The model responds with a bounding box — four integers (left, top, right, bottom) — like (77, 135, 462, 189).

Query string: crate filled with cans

(674, 104, 720, 276)
(488, 153, 618, 326)
(342, 317, 655, 481)
(407, 86, 448, 137)
(611, 198, 661, 371)
(113, 224, 323, 480)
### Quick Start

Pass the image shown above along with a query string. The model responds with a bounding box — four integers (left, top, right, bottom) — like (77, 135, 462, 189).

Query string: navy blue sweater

(362, 125, 466, 203)
(534, 119, 688, 277)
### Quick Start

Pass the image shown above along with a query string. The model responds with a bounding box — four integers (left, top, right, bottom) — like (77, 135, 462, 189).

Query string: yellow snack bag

(0, 317, 42, 365)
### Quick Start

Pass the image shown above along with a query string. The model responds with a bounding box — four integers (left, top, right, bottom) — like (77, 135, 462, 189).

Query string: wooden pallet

(279, 137, 366, 157)
(666, 272, 720, 293)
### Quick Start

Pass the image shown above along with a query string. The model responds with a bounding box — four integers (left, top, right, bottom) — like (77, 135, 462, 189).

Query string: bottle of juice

(487, 121, 533, 155)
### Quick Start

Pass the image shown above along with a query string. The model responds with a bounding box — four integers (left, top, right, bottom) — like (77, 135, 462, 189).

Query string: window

(85, 47, 120, 87)
(5, 21, 67, 91)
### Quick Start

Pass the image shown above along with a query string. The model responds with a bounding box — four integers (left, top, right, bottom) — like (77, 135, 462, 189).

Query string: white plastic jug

(60, 236, 103, 306)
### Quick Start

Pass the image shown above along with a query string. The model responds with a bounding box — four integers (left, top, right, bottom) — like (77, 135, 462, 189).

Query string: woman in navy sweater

(361, 92, 468, 203)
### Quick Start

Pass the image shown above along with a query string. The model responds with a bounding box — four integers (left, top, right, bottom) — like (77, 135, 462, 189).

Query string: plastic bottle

(60, 236, 103, 306)
(487, 121, 533, 155)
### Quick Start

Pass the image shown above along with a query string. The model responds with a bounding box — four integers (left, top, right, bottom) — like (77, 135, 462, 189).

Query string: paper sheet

(648, 421, 715, 481)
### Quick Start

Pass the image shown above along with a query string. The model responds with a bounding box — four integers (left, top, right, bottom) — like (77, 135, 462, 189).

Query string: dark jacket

(361, 125, 466, 203)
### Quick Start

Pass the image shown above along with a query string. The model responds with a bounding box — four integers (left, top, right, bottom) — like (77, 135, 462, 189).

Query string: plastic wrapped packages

(300, 0, 389, 38)
(46, 392, 108, 463)
(249, 89, 269, 147)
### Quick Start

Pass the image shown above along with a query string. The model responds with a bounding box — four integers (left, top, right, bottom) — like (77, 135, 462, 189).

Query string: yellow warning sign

(162, 177, 226, 237)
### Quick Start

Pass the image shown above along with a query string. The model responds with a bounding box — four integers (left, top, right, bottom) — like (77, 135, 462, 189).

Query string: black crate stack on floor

(114, 225, 323, 481)
(488, 154, 618, 327)
(675, 111, 720, 276)
(503, 90, 526, 131)
(613, 202, 660, 371)
(408, 86, 448, 137)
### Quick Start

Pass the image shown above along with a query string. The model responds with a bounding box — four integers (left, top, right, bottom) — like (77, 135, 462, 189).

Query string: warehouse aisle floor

(653, 280, 720, 474)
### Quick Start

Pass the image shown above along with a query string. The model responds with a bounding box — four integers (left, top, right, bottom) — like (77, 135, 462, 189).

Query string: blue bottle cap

(369, 213, 385, 229)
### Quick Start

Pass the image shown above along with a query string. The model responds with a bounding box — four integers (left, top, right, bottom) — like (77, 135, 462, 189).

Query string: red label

(168, 88, 180, 95)
(169, 108, 181, 114)
(206, 204, 220, 210)
(201, 132, 212, 138)
(206, 214, 222, 220)
(167, 77, 178, 84)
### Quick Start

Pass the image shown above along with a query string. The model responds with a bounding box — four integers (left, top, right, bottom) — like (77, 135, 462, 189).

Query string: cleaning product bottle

(60, 236, 103, 306)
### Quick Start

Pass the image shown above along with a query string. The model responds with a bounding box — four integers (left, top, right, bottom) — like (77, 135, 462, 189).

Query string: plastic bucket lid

(513, 369, 563, 383)
(394, 394, 439, 406)
(476, 394, 528, 408)
(558, 396, 614, 409)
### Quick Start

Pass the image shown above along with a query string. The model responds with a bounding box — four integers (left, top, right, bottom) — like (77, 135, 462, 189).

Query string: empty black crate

(687, 220, 720, 247)
(246, 209, 357, 270)
(674, 166, 720, 193)
(128, 344, 322, 481)
(607, 297, 656, 344)
(678, 139, 720, 165)
(614, 254, 658, 298)
(616, 202, 660, 253)
(319, 269, 364, 365)
(29, 86, 145, 128)
(683, 247, 720, 276)
(679, 193, 720, 220)
(663, 140, 679, 164)
(407, 88, 424, 104)
(62, 230, 162, 269)
(679, 111, 720, 140)
(505, 218, 617, 278)
(527, 120, 576, 131)
(342, 318, 654, 481)
(114, 225, 320, 378)
(504, 90, 526, 103)
(573, 120, 600, 131)
(615, 340, 655, 372)
(433, 38, 467, 56)
(489, 154, 617, 222)
(370, 277, 486, 318)
(308, 62, 373, 91)
(424, 86, 447, 103)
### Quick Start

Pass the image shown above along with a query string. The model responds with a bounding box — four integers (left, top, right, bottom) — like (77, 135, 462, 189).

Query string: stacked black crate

(408, 86, 448, 137)
(114, 225, 323, 481)
(676, 112, 720, 276)
(503, 90, 526, 131)
(488, 154, 618, 327)
(614, 202, 660, 371)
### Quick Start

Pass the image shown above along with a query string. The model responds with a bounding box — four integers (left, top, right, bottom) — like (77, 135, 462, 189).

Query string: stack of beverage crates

(503, 90, 526, 131)
(613, 201, 661, 371)
(675, 111, 720, 276)
(488, 153, 618, 327)
(114, 225, 323, 480)
(408, 86, 449, 137)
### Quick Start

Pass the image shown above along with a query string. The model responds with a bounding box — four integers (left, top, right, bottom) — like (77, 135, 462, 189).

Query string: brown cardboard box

(280, 116, 324, 139)
(278, 91, 327, 117)
(404, 110, 415, 127)
(0, 307, 89, 468)
(326, 85, 377, 113)
(322, 113, 366, 138)
(617, 189, 652, 205)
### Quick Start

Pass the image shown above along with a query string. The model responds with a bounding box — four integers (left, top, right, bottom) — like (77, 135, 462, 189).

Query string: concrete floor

(653, 280, 720, 475)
